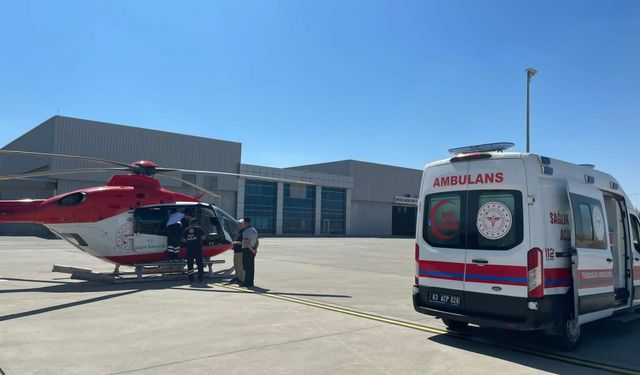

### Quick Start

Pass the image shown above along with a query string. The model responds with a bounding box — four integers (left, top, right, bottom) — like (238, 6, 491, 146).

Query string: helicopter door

(133, 206, 169, 254)
(213, 206, 237, 243)
(567, 183, 615, 324)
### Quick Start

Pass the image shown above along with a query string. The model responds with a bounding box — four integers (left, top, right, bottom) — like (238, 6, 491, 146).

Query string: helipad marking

(214, 283, 640, 375)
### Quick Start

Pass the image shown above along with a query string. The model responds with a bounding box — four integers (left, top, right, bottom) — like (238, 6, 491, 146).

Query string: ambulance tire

(557, 311, 581, 351)
(442, 318, 468, 330)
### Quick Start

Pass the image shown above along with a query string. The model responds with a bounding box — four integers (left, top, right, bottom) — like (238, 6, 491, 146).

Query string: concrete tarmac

(0, 237, 638, 375)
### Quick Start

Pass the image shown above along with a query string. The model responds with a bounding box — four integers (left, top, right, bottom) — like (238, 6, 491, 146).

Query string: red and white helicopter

(0, 150, 304, 267)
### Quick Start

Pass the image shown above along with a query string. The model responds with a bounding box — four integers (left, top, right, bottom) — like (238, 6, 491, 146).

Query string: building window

(283, 184, 316, 235)
(244, 180, 277, 234)
(321, 187, 346, 235)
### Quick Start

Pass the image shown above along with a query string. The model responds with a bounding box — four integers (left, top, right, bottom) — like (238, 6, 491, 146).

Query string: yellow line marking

(214, 283, 640, 375)
(216, 283, 446, 334)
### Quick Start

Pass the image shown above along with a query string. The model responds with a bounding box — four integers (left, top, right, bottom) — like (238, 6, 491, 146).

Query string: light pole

(525, 67, 538, 153)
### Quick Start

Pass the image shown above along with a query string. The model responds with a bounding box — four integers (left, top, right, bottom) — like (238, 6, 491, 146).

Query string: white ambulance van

(412, 142, 640, 350)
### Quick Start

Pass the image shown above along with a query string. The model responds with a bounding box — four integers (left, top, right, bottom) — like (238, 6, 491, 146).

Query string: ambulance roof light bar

(448, 142, 515, 156)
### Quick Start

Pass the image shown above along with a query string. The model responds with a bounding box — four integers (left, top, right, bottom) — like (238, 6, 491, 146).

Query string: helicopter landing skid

(52, 260, 230, 284)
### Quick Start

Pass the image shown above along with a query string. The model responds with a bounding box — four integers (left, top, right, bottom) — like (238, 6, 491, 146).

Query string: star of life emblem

(116, 222, 133, 250)
(476, 201, 512, 240)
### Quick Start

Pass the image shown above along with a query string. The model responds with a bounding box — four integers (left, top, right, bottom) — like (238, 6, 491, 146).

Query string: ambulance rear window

(468, 191, 523, 250)
(425, 192, 464, 248)
(423, 190, 523, 250)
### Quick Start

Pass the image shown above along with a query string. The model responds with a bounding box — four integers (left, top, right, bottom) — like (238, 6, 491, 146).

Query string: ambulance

(412, 142, 640, 349)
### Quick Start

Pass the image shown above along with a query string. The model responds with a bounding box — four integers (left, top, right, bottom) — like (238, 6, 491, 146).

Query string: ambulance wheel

(557, 312, 581, 351)
(442, 318, 468, 330)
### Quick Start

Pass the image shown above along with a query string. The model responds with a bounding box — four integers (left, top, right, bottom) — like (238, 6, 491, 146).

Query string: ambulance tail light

(415, 243, 420, 261)
(527, 248, 544, 300)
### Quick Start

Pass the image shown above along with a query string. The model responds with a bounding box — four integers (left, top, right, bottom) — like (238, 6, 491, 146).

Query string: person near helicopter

(238, 217, 259, 288)
(182, 218, 207, 284)
(229, 224, 244, 284)
(166, 208, 184, 261)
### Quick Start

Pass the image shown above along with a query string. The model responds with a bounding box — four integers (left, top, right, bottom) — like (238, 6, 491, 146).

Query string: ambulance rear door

(463, 158, 529, 319)
(418, 161, 469, 312)
(567, 183, 615, 324)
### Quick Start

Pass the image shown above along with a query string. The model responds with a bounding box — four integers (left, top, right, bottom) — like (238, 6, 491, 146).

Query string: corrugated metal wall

(350, 201, 394, 236)
(294, 160, 421, 203)
(0, 117, 57, 200)
(0, 180, 56, 200)
(50, 116, 241, 215)
(0, 117, 55, 175)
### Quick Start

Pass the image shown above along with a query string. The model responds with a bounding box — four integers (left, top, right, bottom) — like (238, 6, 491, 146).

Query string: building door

(392, 205, 417, 237)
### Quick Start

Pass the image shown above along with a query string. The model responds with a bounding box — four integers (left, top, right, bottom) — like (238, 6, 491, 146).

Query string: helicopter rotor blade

(154, 168, 180, 173)
(0, 150, 134, 169)
(166, 168, 313, 185)
(1, 150, 314, 185)
(159, 174, 221, 199)
(0, 167, 131, 182)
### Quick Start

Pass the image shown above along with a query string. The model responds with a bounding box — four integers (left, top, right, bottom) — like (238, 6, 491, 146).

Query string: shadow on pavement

(427, 319, 640, 374)
(0, 277, 352, 299)
(0, 290, 141, 322)
(0, 277, 352, 323)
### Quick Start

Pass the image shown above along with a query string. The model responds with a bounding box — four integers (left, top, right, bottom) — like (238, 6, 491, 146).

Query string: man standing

(166, 208, 184, 261)
(230, 222, 244, 284)
(239, 218, 258, 288)
(182, 218, 206, 284)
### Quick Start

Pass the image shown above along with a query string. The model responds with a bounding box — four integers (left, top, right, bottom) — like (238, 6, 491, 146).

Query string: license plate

(429, 292, 461, 307)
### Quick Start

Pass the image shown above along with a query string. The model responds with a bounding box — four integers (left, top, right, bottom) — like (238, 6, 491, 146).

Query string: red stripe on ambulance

(577, 269, 614, 289)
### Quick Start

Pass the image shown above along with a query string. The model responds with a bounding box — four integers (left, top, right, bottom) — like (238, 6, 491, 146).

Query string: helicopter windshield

(214, 207, 239, 240)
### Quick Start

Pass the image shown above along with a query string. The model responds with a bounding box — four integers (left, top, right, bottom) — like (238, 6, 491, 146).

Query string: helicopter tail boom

(0, 199, 46, 223)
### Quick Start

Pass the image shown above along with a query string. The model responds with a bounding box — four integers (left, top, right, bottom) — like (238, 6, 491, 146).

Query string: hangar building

(0, 116, 421, 237)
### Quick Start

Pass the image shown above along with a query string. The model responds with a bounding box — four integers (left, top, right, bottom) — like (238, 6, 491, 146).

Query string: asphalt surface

(0, 237, 638, 375)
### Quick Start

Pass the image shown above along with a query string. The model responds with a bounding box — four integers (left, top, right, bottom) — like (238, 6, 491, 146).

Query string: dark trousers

(242, 248, 256, 286)
(166, 223, 182, 260)
(186, 247, 204, 283)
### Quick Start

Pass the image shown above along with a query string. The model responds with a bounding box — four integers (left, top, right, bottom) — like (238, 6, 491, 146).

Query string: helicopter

(0, 149, 307, 267)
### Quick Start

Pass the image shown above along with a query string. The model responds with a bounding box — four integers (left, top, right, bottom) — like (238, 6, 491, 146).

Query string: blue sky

(0, 1, 639, 203)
